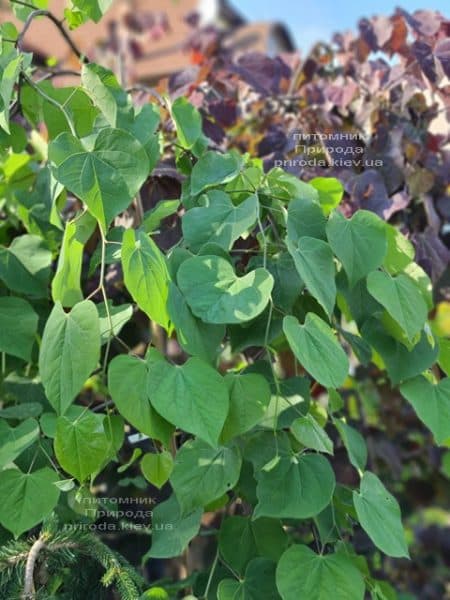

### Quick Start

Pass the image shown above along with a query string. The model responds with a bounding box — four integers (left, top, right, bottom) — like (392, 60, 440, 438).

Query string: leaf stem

(202, 548, 219, 599)
(21, 73, 77, 136)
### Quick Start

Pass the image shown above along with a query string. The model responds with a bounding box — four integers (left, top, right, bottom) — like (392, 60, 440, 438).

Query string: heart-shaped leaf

(400, 376, 450, 445)
(177, 255, 273, 324)
(49, 128, 149, 232)
(0, 468, 60, 538)
(283, 314, 349, 388)
(147, 354, 229, 447)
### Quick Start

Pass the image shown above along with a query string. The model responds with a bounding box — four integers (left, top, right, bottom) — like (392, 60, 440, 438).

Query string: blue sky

(236, 1, 450, 52)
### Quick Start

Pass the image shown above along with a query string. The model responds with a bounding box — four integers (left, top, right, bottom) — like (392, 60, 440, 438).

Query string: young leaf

(141, 451, 174, 489)
(400, 376, 450, 445)
(170, 439, 241, 512)
(276, 545, 365, 600)
(121, 229, 171, 331)
(353, 471, 409, 558)
(0, 296, 38, 361)
(0, 467, 60, 538)
(145, 495, 202, 559)
(49, 128, 149, 232)
(367, 271, 428, 341)
(326, 210, 388, 286)
(283, 314, 349, 388)
(54, 411, 111, 482)
(182, 190, 258, 251)
(310, 177, 344, 215)
(171, 96, 202, 149)
(108, 354, 173, 447)
(287, 236, 336, 317)
(147, 355, 229, 447)
(39, 301, 100, 415)
(177, 255, 273, 324)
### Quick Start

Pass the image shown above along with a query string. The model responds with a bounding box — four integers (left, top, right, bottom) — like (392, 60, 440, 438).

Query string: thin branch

(21, 73, 76, 136)
(14, 5, 87, 64)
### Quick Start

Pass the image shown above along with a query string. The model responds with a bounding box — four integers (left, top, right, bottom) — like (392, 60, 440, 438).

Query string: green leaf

(0, 468, 60, 538)
(219, 516, 287, 574)
(283, 314, 349, 388)
(143, 200, 180, 233)
(361, 319, 439, 384)
(438, 338, 450, 376)
(68, 0, 113, 24)
(52, 211, 97, 307)
(39, 301, 100, 414)
(141, 451, 174, 489)
(49, 128, 149, 232)
(221, 373, 272, 442)
(0, 234, 52, 298)
(182, 190, 258, 251)
(287, 196, 326, 242)
(0, 418, 40, 469)
(0, 50, 22, 133)
(276, 545, 365, 600)
(383, 224, 415, 274)
(81, 63, 128, 126)
(353, 471, 409, 558)
(254, 453, 335, 520)
(108, 354, 173, 446)
(146, 495, 202, 559)
(218, 558, 279, 600)
(310, 177, 344, 215)
(171, 97, 202, 149)
(246, 432, 335, 520)
(97, 302, 133, 344)
(400, 376, 450, 445)
(167, 283, 225, 362)
(287, 236, 336, 317)
(367, 271, 427, 341)
(122, 229, 171, 331)
(262, 253, 303, 312)
(0, 296, 38, 361)
(147, 356, 229, 447)
(54, 411, 111, 482)
(170, 439, 241, 513)
(177, 255, 273, 324)
(333, 419, 367, 470)
(326, 210, 387, 286)
(291, 414, 333, 454)
(190, 151, 241, 195)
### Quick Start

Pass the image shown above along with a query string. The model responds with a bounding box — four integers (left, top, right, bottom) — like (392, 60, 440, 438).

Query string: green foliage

(0, 16, 448, 598)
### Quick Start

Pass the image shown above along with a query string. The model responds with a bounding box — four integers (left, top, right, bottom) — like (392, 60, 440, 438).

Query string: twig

(21, 73, 76, 136)
(14, 5, 87, 63)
